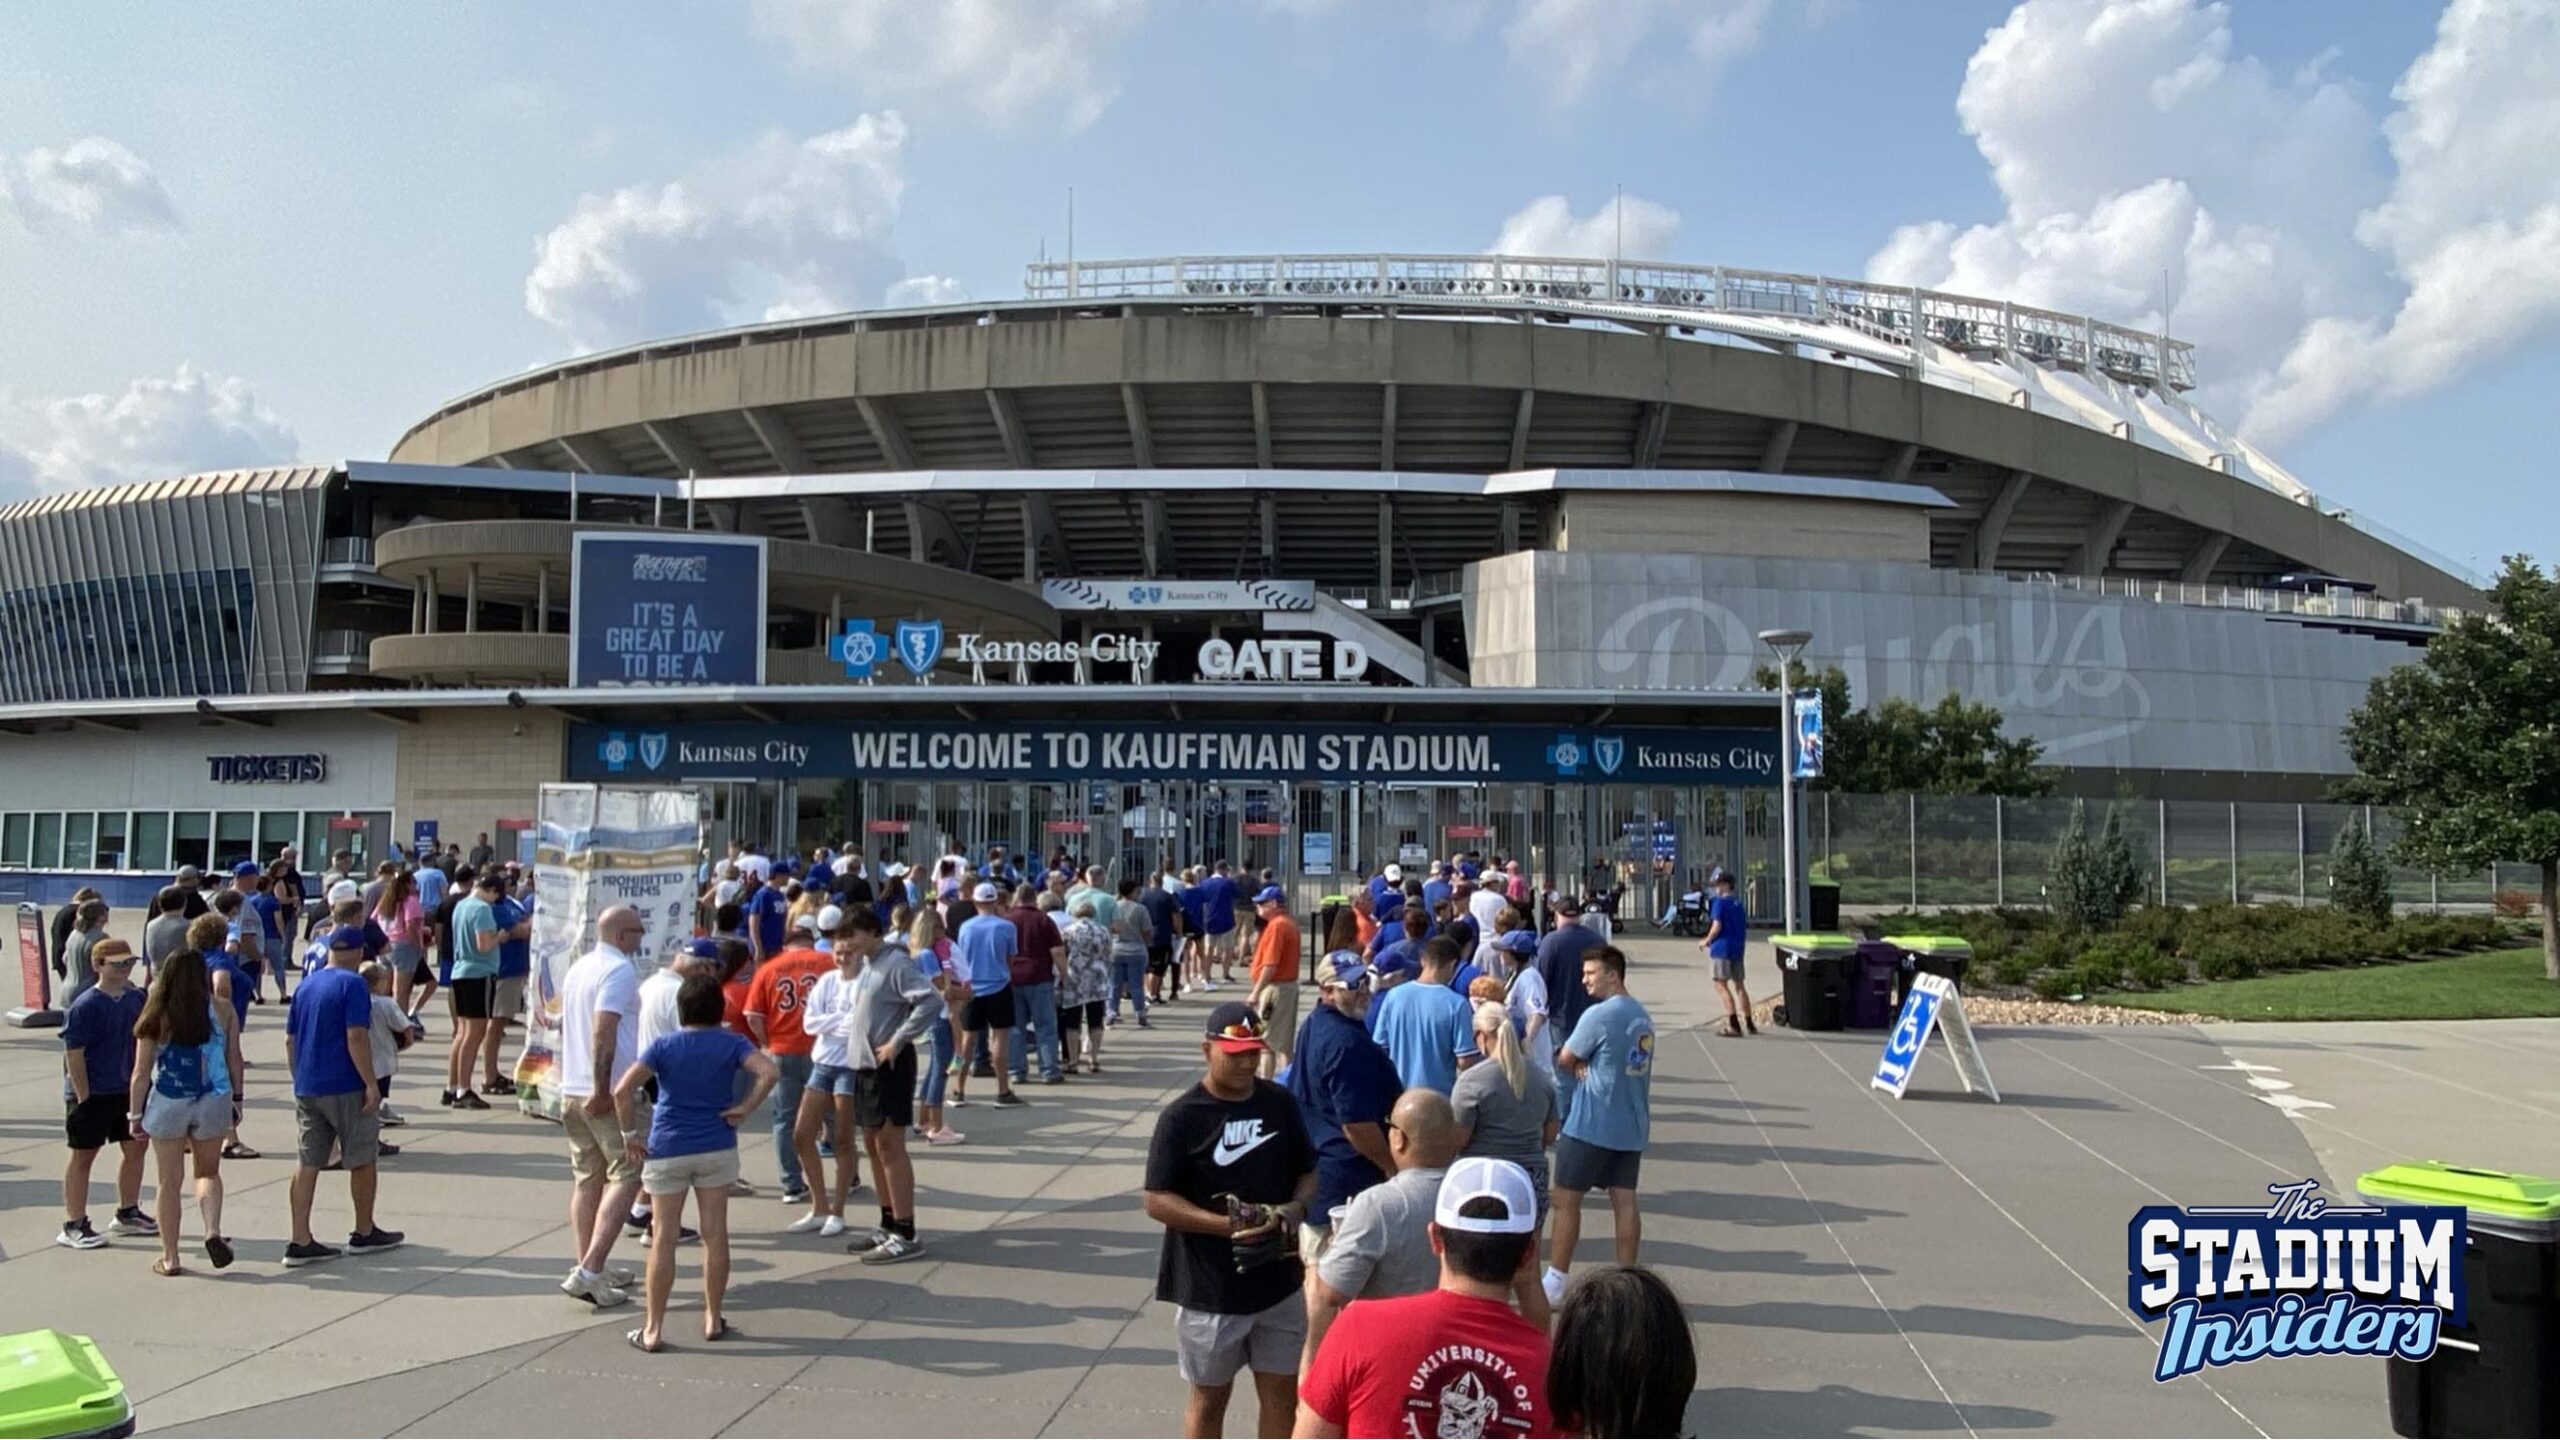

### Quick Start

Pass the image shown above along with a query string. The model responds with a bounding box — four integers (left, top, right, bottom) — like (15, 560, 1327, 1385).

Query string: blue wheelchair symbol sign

(1872, 983, 1943, 1099)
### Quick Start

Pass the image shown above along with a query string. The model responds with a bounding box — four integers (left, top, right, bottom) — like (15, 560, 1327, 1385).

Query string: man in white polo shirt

(555, 904, 648, 1309)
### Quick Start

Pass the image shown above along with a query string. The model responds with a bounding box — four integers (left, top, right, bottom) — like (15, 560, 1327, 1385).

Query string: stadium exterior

(0, 254, 2477, 916)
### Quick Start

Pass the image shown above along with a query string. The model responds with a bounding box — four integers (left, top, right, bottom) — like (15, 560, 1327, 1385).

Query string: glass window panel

(32, 812, 63, 869)
(94, 811, 129, 870)
(171, 811, 212, 872)
(61, 812, 94, 868)
(131, 812, 170, 872)
(214, 811, 255, 872)
(1, 813, 29, 866)
(302, 813, 336, 868)
(257, 811, 298, 862)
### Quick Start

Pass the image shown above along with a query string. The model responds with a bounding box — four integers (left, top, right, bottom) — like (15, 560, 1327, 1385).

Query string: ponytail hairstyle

(1473, 998, 1525, 1101)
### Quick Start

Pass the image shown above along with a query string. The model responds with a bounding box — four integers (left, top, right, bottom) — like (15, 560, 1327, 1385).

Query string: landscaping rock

(1961, 994, 2213, 1026)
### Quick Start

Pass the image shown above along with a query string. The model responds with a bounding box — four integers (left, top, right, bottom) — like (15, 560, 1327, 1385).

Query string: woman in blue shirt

(613, 971, 780, 1353)
(127, 948, 246, 1275)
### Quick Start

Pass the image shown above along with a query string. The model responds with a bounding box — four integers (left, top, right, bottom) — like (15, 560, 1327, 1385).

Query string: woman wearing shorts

(126, 950, 245, 1276)
(377, 871, 431, 1022)
(613, 971, 779, 1353)
(908, 908, 965, 1147)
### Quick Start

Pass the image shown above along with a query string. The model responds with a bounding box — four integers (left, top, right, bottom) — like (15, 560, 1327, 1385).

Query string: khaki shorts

(642, 1147, 740, 1196)
(1253, 980, 1299, 1059)
(493, 976, 527, 1023)
(1174, 1293, 1305, 1386)
(564, 1103, 642, 1186)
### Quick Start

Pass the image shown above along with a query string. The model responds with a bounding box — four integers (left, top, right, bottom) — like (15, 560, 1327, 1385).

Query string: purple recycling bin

(1845, 940, 1901, 1029)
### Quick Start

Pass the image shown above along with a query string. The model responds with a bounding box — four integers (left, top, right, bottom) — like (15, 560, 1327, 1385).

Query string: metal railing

(1025, 253, 2198, 392)
(2019, 573, 2453, 629)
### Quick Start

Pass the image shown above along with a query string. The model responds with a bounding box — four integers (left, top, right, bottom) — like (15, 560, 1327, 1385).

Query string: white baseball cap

(1384, 863, 1404, 882)
(816, 904, 846, 933)
(972, 881, 1001, 903)
(1435, 1157, 1539, 1235)
(327, 879, 361, 906)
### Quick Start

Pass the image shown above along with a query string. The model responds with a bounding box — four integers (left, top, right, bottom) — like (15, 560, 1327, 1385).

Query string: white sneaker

(785, 1211, 829, 1235)
(377, 1104, 406, 1128)
(561, 1268, 628, 1308)
(819, 1215, 846, 1238)
(1542, 1266, 1568, 1307)
(607, 1264, 638, 1288)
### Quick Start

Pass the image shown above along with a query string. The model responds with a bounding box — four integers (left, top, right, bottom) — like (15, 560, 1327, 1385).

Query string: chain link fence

(1807, 792, 2545, 913)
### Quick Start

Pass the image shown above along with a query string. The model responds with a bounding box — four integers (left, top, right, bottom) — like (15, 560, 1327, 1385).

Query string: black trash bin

(1885, 934, 1973, 1010)
(1771, 933, 1855, 1031)
(1808, 882, 1841, 932)
(2357, 1162, 2560, 1438)
(1844, 940, 1901, 1030)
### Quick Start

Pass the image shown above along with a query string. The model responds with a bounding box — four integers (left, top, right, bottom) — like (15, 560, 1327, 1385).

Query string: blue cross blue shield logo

(1545, 734, 1584, 776)
(895, 619, 944, 678)
(599, 732, 632, 772)
(828, 618, 882, 680)
(1593, 736, 1625, 775)
(638, 732, 669, 771)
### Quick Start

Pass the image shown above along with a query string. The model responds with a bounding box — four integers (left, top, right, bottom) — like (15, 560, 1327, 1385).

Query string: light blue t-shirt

(956, 912, 1016, 994)
(1561, 993, 1655, 1153)
(1368, 977, 1472, 1095)
(449, 894, 502, 980)
(415, 865, 448, 912)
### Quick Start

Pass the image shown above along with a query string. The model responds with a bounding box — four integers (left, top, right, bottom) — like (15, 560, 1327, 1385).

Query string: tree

(2326, 819, 2394, 925)
(1755, 664, 2054, 796)
(2339, 555, 2560, 980)
(2050, 799, 2147, 930)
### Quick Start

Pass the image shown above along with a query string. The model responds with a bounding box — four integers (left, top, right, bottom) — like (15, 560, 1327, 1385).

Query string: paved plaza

(3, 935, 2551, 1437)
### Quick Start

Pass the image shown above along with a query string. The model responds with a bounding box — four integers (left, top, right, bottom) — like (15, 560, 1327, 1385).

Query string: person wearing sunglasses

(1144, 1001, 1317, 1439)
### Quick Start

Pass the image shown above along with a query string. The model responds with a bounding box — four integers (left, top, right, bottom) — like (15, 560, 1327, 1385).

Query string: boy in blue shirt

(1698, 872, 1755, 1037)
(1546, 943, 1653, 1306)
(59, 939, 150, 1250)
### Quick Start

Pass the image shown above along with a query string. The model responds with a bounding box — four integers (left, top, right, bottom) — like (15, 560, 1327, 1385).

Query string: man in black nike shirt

(1144, 1001, 1317, 1439)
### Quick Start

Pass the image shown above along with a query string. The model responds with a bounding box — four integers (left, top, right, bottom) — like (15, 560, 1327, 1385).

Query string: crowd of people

(50, 834, 1717, 1437)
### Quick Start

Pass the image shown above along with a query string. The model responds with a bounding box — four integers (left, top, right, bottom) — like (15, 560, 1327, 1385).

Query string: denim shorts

(808, 1061, 860, 1097)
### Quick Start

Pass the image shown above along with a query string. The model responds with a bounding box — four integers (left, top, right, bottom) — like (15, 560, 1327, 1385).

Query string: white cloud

(1503, 0, 1773, 108)
(1869, 0, 2560, 450)
(0, 136, 180, 236)
(2249, 0, 2560, 443)
(524, 112, 915, 352)
(885, 274, 967, 308)
(0, 365, 300, 500)
(750, 0, 1146, 134)
(1489, 192, 1681, 259)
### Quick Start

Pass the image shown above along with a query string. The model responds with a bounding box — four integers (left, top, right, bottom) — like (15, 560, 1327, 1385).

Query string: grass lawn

(2104, 947, 2560, 1022)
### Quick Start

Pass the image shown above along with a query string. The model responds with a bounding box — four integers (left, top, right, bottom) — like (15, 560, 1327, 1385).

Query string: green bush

(1991, 951, 2038, 987)
(2129, 953, 2189, 989)
(2329, 822, 2395, 924)
(2029, 970, 2077, 1001)
(2193, 939, 2260, 981)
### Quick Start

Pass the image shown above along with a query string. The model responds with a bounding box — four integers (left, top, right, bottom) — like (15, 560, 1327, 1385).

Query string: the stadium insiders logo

(895, 619, 943, 678)
(1546, 735, 1585, 776)
(829, 618, 882, 680)
(2128, 1178, 2464, 1382)
(1592, 736, 1625, 776)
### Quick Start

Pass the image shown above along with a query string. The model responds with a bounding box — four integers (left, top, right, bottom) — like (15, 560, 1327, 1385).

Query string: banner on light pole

(1792, 690, 1825, 780)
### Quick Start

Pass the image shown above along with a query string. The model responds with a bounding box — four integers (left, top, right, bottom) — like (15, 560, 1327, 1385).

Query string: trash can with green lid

(2356, 1162, 2560, 1438)
(0, 1329, 133, 1439)
(1885, 935, 1974, 1009)
(1771, 933, 1856, 1031)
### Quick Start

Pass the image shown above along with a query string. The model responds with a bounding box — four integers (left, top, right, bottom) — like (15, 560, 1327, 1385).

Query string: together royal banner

(515, 784, 703, 1119)
(570, 720, 1783, 787)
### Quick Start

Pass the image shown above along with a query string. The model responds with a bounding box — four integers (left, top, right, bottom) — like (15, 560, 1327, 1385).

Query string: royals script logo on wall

(569, 532, 768, 688)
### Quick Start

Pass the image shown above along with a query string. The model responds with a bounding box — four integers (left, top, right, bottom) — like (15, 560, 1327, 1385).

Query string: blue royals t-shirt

(286, 966, 375, 1097)
(1561, 993, 1656, 1153)
(643, 1028, 755, 1159)
(1707, 894, 1748, 960)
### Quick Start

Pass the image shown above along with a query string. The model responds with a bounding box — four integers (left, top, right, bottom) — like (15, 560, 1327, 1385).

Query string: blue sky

(0, 0, 2551, 581)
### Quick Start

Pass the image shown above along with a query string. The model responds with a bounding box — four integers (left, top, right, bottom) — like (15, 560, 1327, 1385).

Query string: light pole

(1758, 627, 1813, 935)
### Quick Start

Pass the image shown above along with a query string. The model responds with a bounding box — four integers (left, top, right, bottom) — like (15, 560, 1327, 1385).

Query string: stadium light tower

(1758, 627, 1813, 935)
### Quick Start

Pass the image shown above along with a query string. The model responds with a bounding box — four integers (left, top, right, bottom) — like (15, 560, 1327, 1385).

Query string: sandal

(205, 1234, 235, 1270)
(703, 1317, 732, 1342)
(220, 1141, 261, 1160)
(152, 1259, 184, 1278)
(626, 1328, 662, 1354)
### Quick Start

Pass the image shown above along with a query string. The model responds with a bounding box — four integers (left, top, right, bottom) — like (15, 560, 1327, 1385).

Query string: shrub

(2029, 970, 2077, 1001)
(2050, 801, 2148, 932)
(2193, 939, 2260, 981)
(1991, 951, 2038, 988)
(2328, 822, 2395, 925)
(2493, 889, 2537, 920)
(2129, 953, 2189, 989)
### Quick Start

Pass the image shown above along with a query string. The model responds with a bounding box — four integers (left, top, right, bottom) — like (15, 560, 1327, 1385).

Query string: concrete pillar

(535, 566, 551, 634)
(463, 563, 480, 634)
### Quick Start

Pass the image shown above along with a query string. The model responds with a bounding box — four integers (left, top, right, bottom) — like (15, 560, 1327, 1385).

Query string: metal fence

(1808, 792, 2544, 912)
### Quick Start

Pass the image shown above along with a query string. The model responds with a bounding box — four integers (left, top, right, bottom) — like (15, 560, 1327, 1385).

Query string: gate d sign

(1871, 972, 2000, 1103)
